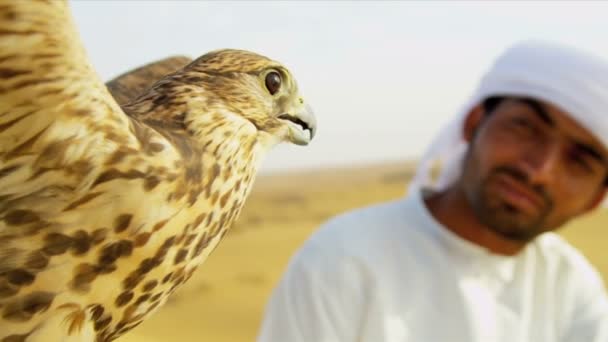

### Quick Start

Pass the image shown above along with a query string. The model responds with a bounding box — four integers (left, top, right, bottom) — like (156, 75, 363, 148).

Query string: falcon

(0, 1, 316, 341)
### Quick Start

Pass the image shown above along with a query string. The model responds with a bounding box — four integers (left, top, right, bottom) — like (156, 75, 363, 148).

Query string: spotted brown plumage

(0, 1, 316, 341)
(106, 56, 193, 106)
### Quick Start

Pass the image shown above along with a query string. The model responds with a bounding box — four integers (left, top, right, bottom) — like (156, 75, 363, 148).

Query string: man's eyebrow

(519, 98, 555, 126)
(576, 142, 607, 165)
(514, 97, 607, 165)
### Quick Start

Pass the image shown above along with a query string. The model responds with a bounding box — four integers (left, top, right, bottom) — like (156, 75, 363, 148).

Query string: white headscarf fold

(409, 40, 608, 206)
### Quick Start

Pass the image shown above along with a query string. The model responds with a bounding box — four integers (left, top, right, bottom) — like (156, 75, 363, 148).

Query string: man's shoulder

(534, 233, 591, 265)
(294, 198, 424, 267)
(310, 199, 406, 244)
(532, 233, 603, 285)
(322, 198, 405, 228)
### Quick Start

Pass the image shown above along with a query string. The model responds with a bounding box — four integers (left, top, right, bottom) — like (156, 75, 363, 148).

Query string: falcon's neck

(123, 89, 272, 206)
(125, 79, 280, 169)
(191, 106, 278, 166)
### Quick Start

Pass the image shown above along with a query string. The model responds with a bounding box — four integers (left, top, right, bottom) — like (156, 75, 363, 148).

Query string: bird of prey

(0, 1, 316, 341)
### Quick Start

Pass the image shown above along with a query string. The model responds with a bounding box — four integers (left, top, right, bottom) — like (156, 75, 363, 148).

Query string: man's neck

(423, 185, 526, 256)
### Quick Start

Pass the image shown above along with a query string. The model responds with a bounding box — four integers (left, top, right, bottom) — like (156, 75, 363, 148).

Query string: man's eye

(573, 155, 591, 170)
(511, 118, 535, 133)
(569, 149, 594, 172)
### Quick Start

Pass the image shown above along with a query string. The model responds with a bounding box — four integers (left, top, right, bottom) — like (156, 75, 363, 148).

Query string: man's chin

(480, 208, 545, 242)
(489, 225, 541, 242)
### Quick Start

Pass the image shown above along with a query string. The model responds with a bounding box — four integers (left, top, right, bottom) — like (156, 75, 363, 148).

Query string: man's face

(461, 98, 608, 242)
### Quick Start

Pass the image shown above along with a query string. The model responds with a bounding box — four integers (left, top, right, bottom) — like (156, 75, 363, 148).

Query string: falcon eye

(265, 71, 281, 95)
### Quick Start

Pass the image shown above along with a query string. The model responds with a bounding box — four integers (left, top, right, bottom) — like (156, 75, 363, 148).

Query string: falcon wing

(0, 1, 140, 203)
(106, 56, 193, 106)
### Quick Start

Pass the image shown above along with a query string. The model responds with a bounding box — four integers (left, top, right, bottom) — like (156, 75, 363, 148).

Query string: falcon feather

(0, 1, 316, 341)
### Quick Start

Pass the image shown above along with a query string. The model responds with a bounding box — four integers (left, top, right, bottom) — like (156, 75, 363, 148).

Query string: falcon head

(178, 49, 316, 146)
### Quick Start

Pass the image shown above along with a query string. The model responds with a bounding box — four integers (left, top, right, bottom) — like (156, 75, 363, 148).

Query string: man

(257, 41, 608, 342)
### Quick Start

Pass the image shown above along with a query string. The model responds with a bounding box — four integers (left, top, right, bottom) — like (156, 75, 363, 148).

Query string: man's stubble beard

(461, 149, 554, 242)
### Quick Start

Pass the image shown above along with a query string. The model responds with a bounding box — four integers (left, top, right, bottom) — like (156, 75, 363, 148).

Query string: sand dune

(121, 161, 608, 342)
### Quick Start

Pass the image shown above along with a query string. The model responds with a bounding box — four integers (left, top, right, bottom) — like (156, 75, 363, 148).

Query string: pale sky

(70, 1, 608, 173)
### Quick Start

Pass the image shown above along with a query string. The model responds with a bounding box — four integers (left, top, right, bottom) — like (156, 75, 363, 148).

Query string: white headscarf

(409, 40, 608, 206)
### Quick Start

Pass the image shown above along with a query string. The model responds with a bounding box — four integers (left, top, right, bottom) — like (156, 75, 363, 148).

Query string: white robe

(257, 190, 608, 342)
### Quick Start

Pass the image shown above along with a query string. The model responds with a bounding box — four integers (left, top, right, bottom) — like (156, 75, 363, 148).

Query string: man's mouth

(492, 173, 546, 213)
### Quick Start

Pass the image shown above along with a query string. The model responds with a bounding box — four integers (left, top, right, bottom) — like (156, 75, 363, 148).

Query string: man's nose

(522, 142, 561, 184)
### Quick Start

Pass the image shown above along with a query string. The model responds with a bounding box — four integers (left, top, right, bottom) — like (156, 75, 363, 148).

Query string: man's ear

(463, 104, 485, 143)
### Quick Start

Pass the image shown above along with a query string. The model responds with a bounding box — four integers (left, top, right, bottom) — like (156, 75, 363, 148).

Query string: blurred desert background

(120, 161, 608, 342)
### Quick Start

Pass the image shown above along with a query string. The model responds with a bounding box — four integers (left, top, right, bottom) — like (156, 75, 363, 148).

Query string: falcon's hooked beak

(278, 103, 316, 146)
